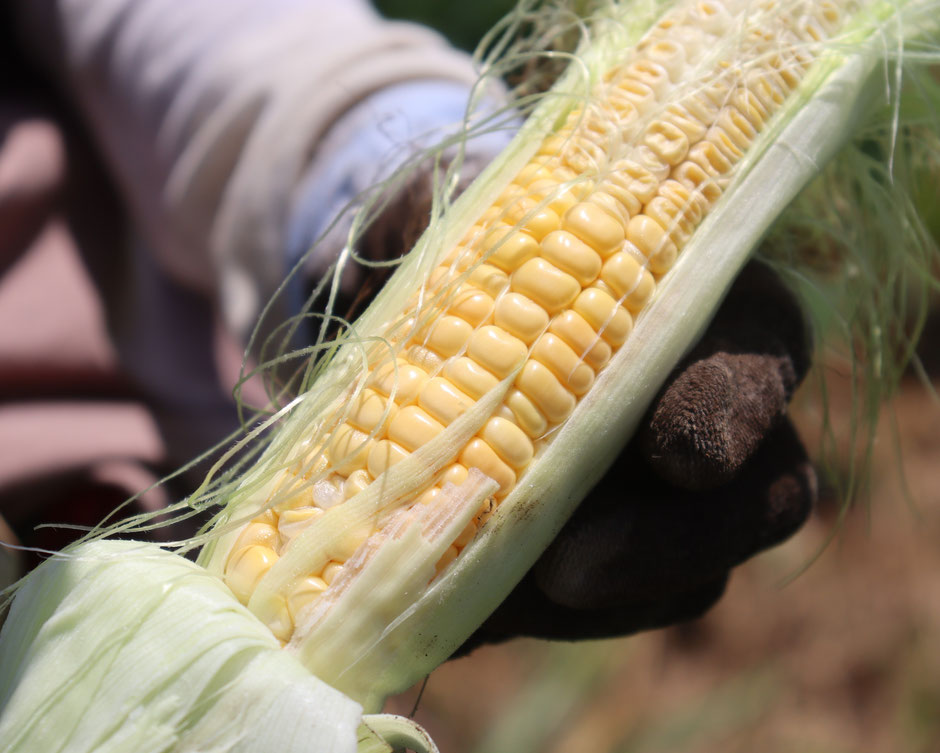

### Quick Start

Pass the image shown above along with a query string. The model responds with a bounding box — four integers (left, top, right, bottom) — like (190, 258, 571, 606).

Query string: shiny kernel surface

(443, 356, 499, 399)
(387, 406, 445, 452)
(424, 315, 473, 358)
(493, 292, 550, 344)
(367, 439, 410, 477)
(549, 311, 613, 370)
(328, 423, 371, 472)
(232, 521, 279, 552)
(573, 288, 633, 346)
(287, 576, 328, 621)
(450, 287, 494, 327)
(562, 202, 626, 257)
(627, 214, 674, 261)
(531, 334, 596, 396)
(486, 227, 541, 272)
(600, 251, 644, 300)
(225, 545, 278, 604)
(418, 377, 475, 425)
(468, 263, 510, 297)
(512, 258, 580, 314)
(467, 325, 528, 378)
(480, 416, 535, 468)
(440, 463, 470, 488)
(516, 360, 577, 425)
(348, 388, 397, 434)
(460, 438, 516, 495)
(371, 358, 428, 404)
(540, 230, 603, 286)
(505, 389, 549, 438)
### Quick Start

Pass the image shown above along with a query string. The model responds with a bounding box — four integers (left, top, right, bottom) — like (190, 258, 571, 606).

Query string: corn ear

(194, 0, 940, 712)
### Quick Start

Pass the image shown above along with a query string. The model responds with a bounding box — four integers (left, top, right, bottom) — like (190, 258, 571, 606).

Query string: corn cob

(193, 0, 930, 710)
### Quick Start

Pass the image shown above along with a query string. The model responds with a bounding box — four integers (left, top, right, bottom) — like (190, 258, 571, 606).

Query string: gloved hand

(455, 260, 816, 652)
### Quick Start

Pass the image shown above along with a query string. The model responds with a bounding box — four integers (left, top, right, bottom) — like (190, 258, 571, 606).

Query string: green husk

(0, 541, 362, 752)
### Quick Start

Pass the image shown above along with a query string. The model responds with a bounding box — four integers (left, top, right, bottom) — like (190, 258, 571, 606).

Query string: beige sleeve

(13, 0, 483, 334)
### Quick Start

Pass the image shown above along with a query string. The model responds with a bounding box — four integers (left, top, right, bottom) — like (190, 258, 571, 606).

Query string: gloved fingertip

(642, 356, 759, 490)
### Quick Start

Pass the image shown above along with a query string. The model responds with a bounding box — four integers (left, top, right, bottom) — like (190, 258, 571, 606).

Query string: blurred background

(1, 1, 938, 750)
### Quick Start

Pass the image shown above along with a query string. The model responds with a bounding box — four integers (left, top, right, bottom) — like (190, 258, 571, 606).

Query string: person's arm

(12, 0, 499, 338)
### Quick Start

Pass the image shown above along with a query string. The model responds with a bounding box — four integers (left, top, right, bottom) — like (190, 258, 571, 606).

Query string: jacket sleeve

(13, 0, 488, 337)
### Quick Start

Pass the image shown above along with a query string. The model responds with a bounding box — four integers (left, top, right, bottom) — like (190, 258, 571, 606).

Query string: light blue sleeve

(285, 79, 515, 294)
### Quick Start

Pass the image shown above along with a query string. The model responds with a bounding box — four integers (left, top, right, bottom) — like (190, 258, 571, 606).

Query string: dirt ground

(384, 367, 940, 753)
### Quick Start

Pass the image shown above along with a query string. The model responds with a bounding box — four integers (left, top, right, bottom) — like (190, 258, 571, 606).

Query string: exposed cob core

(219, 0, 849, 641)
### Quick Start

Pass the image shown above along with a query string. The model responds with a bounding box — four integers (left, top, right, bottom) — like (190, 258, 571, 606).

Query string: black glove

(457, 260, 815, 652)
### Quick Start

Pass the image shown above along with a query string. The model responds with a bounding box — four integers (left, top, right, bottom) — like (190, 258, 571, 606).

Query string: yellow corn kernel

(348, 388, 398, 435)
(328, 423, 372, 473)
(449, 287, 494, 327)
(626, 214, 679, 274)
(322, 561, 344, 586)
(225, 545, 279, 604)
(502, 198, 562, 241)
(516, 360, 577, 425)
(540, 230, 603, 285)
(505, 388, 549, 438)
(493, 292, 550, 345)
(467, 325, 528, 378)
(387, 406, 445, 452)
(278, 507, 324, 542)
(548, 310, 613, 370)
(367, 439, 410, 477)
(626, 59, 671, 99)
(644, 119, 690, 166)
(615, 77, 656, 115)
(468, 263, 511, 298)
(512, 258, 581, 314)
(645, 195, 696, 248)
(646, 39, 686, 81)
(573, 288, 633, 346)
(421, 315, 473, 358)
(480, 416, 535, 469)
(485, 226, 541, 272)
(443, 356, 500, 399)
(231, 521, 279, 553)
(460, 439, 516, 495)
(343, 470, 372, 500)
(439, 463, 470, 488)
(406, 344, 444, 374)
(287, 576, 329, 621)
(418, 377, 475, 426)
(562, 202, 626, 257)
(601, 252, 658, 310)
(371, 358, 429, 404)
(586, 189, 632, 226)
(663, 103, 709, 142)
(531, 333, 596, 396)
